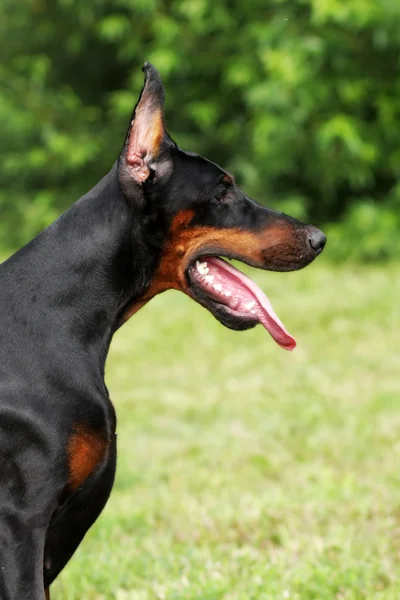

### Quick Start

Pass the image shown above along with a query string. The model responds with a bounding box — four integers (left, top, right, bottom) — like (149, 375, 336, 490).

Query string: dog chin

(212, 309, 258, 332)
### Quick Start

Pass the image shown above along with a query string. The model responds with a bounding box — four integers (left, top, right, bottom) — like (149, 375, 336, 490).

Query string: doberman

(0, 63, 326, 599)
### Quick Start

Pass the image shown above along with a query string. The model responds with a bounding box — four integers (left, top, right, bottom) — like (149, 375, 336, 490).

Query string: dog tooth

(250, 309, 256, 314)
(205, 275, 214, 284)
(196, 260, 209, 276)
(246, 301, 256, 310)
(214, 283, 222, 292)
(224, 291, 232, 297)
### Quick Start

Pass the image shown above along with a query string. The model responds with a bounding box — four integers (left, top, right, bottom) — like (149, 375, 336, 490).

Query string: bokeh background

(1, 0, 400, 257)
(1, 1, 400, 599)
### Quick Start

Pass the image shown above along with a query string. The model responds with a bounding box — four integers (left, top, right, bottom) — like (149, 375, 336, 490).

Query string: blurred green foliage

(1, 0, 400, 259)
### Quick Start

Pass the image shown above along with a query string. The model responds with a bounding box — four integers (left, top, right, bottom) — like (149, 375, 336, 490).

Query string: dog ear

(119, 63, 169, 188)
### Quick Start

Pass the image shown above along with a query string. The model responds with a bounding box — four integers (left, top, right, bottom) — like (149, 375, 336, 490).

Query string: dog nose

(308, 227, 327, 254)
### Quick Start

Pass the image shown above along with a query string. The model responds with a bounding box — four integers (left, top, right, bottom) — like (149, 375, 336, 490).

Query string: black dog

(0, 63, 325, 599)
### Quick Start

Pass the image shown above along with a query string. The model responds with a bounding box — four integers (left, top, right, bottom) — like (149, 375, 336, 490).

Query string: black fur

(0, 63, 325, 599)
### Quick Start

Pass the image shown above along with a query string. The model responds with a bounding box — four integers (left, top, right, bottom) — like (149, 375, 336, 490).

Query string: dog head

(117, 64, 326, 350)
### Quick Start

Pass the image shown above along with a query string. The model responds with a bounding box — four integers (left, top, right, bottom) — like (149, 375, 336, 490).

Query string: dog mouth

(187, 256, 296, 351)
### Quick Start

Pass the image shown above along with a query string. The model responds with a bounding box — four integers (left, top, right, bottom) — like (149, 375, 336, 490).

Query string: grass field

(44, 262, 399, 599)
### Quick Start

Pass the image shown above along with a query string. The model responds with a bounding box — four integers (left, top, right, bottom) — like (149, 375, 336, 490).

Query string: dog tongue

(204, 257, 296, 351)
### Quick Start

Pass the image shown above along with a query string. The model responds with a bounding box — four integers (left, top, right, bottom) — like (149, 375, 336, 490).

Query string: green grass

(45, 262, 400, 599)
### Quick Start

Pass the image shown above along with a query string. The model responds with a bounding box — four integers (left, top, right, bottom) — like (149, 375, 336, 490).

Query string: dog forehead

(175, 149, 225, 183)
(159, 150, 225, 206)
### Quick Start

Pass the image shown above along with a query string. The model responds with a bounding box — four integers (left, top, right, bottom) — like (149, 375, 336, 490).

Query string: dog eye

(214, 186, 230, 202)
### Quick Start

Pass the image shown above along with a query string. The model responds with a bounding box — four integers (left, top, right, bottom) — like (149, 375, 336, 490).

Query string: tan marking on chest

(67, 425, 109, 492)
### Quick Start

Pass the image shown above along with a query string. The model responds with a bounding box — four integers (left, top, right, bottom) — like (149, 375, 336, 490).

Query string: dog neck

(1, 163, 156, 379)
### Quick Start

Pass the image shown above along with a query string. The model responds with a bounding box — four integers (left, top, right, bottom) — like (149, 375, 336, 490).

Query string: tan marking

(123, 298, 151, 322)
(67, 425, 109, 492)
(222, 173, 235, 184)
(122, 209, 299, 322)
(127, 105, 165, 163)
(149, 108, 165, 156)
(45, 589, 50, 600)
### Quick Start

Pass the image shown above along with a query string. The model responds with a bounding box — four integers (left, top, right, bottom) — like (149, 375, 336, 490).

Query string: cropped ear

(119, 63, 169, 188)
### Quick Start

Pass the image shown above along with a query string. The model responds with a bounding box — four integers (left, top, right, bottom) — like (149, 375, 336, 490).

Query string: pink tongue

(202, 257, 296, 351)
